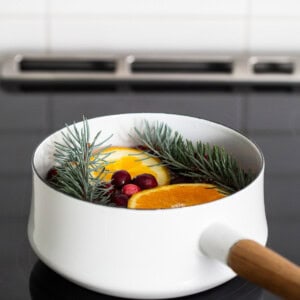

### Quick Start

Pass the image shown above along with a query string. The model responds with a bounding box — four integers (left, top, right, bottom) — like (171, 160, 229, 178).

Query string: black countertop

(1, 83, 299, 300)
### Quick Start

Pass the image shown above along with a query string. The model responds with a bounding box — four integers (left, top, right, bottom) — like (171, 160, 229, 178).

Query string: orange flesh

(127, 183, 226, 209)
(93, 146, 170, 186)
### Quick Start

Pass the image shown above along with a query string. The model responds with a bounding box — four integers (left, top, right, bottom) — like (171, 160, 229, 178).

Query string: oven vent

(2, 54, 300, 84)
(253, 62, 294, 74)
(19, 58, 116, 73)
(131, 61, 232, 74)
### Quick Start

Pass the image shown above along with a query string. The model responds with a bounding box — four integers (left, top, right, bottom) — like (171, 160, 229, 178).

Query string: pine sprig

(132, 121, 254, 193)
(50, 117, 113, 204)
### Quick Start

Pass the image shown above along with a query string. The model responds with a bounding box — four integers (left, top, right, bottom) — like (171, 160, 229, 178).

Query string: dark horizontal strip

(20, 59, 116, 72)
(1, 81, 118, 93)
(0, 81, 234, 93)
(2, 81, 298, 93)
(130, 83, 233, 92)
(253, 62, 294, 74)
(131, 61, 233, 74)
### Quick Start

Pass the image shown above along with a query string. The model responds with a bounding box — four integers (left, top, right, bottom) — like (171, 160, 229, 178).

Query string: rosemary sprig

(49, 117, 113, 204)
(132, 121, 254, 193)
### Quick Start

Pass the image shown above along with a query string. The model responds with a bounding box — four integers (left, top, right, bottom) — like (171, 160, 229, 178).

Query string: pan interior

(33, 113, 264, 184)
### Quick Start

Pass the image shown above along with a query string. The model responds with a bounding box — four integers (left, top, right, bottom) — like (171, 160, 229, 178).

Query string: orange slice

(127, 183, 227, 209)
(94, 146, 170, 186)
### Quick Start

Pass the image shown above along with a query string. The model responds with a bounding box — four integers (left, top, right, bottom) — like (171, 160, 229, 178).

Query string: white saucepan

(29, 113, 300, 299)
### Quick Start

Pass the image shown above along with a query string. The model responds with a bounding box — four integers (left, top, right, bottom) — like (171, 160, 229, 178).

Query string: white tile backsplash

(0, 18, 46, 53)
(250, 19, 300, 54)
(251, 0, 300, 17)
(50, 17, 246, 53)
(1, 1, 300, 55)
(0, 0, 46, 15)
(50, 0, 248, 16)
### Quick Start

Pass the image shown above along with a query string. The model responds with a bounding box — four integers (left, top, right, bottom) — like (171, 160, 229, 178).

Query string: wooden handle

(228, 239, 300, 299)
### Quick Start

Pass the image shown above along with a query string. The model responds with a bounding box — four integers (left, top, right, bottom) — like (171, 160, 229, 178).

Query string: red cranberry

(122, 184, 141, 196)
(133, 173, 158, 190)
(46, 167, 58, 181)
(111, 170, 131, 188)
(111, 193, 129, 207)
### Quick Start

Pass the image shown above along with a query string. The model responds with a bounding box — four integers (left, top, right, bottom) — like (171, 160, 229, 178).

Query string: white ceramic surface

(50, 0, 248, 16)
(29, 113, 267, 299)
(0, 18, 46, 53)
(49, 18, 245, 53)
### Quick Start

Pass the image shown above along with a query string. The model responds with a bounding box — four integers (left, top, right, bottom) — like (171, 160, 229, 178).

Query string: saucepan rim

(31, 113, 265, 212)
